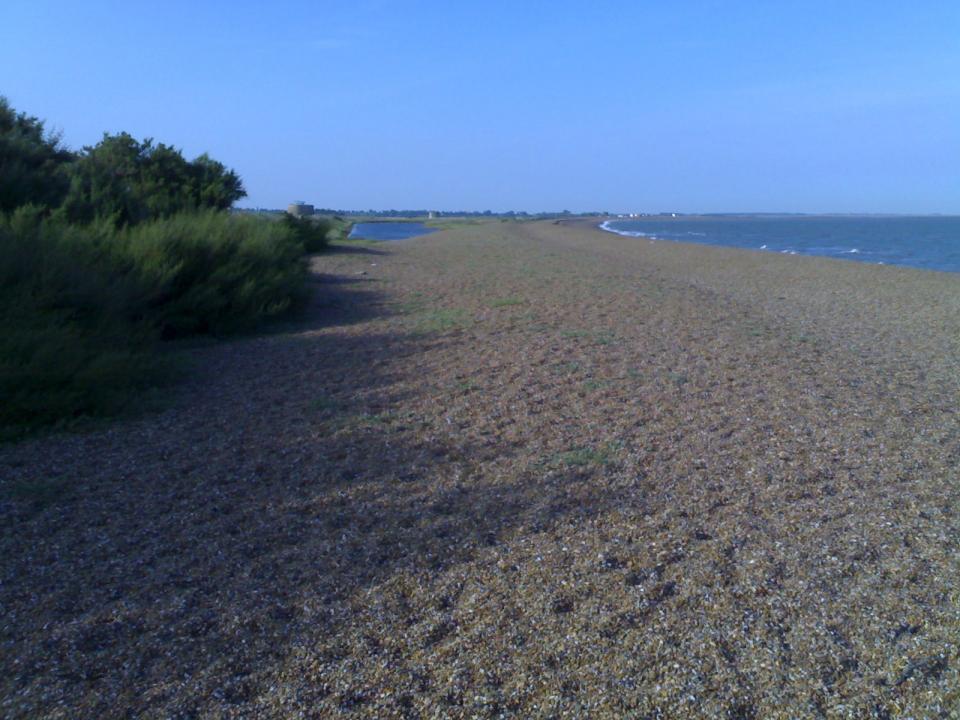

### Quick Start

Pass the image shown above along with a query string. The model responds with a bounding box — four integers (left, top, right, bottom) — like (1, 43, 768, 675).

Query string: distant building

(287, 201, 315, 217)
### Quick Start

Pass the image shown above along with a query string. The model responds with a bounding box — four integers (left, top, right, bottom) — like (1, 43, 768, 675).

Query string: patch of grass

(559, 329, 618, 345)
(309, 396, 339, 412)
(415, 308, 471, 334)
(489, 297, 525, 308)
(668, 372, 689, 387)
(354, 412, 399, 430)
(583, 379, 611, 392)
(556, 442, 622, 468)
(334, 237, 380, 249)
(553, 361, 581, 374)
(558, 447, 611, 467)
(332, 411, 398, 432)
(398, 292, 429, 314)
(424, 218, 489, 230)
(453, 379, 477, 392)
(401, 296, 477, 337)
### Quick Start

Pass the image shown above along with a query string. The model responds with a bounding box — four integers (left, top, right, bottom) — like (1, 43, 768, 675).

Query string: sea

(599, 215, 960, 273)
(349, 222, 437, 241)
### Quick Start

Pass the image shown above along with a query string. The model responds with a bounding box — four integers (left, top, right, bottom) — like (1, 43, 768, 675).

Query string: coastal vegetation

(0, 98, 335, 437)
(282, 212, 351, 252)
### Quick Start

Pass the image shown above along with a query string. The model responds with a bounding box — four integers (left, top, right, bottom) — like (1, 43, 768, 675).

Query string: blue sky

(2, 1, 958, 213)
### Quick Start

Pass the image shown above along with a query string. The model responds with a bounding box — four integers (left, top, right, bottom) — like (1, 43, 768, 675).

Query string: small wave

(760, 244, 767, 249)
(844, 248, 861, 254)
(598, 221, 638, 237)
(598, 221, 655, 239)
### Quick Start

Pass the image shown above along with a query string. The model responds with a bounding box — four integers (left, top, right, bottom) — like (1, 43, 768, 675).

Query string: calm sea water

(349, 222, 438, 241)
(601, 216, 960, 273)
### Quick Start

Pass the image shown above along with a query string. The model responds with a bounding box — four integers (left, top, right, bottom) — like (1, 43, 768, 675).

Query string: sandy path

(1, 221, 958, 718)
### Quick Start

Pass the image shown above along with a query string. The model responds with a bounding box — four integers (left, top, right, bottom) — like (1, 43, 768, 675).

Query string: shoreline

(594, 215, 960, 274)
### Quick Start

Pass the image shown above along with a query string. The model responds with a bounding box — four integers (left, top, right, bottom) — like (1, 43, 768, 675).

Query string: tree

(62, 133, 246, 226)
(1, 98, 246, 226)
(0, 97, 74, 212)
(189, 153, 245, 211)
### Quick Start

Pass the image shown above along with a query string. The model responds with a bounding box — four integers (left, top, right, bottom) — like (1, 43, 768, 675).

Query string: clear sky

(2, 1, 958, 213)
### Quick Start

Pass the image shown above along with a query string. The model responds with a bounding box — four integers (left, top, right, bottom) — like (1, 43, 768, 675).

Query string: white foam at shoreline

(598, 221, 655, 239)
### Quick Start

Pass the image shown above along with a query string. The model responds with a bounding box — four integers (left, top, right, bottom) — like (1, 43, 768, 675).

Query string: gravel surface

(2, 220, 959, 718)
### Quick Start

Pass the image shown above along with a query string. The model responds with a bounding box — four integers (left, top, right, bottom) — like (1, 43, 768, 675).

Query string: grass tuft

(556, 443, 621, 468)
(309, 396, 339, 413)
(414, 308, 471, 334)
(489, 297, 525, 308)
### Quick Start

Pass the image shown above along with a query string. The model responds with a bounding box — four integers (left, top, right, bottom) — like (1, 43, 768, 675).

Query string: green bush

(0, 304, 162, 435)
(325, 216, 352, 244)
(281, 214, 352, 252)
(282, 214, 329, 253)
(0, 208, 160, 434)
(123, 211, 308, 337)
(0, 209, 308, 435)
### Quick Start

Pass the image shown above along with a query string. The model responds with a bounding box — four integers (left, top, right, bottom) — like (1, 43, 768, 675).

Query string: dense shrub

(282, 214, 354, 252)
(323, 216, 353, 244)
(0, 210, 307, 435)
(123, 211, 308, 337)
(0, 208, 159, 433)
(280, 214, 330, 252)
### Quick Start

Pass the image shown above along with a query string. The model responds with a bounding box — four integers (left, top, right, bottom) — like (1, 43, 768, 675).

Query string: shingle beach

(2, 219, 958, 718)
